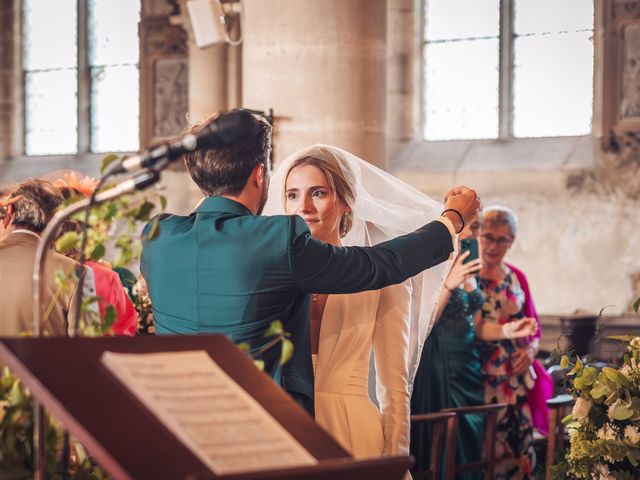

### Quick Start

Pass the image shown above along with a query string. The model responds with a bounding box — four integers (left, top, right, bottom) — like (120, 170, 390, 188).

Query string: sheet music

(101, 350, 317, 475)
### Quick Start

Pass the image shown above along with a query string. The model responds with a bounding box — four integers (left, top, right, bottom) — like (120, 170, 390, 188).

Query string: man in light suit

(0, 179, 92, 336)
(141, 111, 479, 415)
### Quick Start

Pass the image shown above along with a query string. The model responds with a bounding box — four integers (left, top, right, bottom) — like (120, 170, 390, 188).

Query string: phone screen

(460, 238, 479, 264)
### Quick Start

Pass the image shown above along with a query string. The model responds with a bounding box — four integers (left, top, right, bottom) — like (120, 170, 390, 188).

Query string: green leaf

(560, 355, 569, 369)
(611, 401, 633, 420)
(280, 338, 294, 365)
(634, 296, 640, 314)
(80, 295, 101, 312)
(590, 380, 609, 400)
(607, 335, 637, 341)
(237, 342, 250, 353)
(253, 360, 265, 371)
(605, 389, 619, 406)
(603, 367, 632, 388)
(144, 218, 160, 241)
(101, 305, 116, 333)
(133, 201, 154, 222)
(55, 231, 80, 254)
(264, 320, 284, 338)
(89, 243, 106, 261)
(568, 357, 583, 376)
(104, 202, 119, 222)
(159, 195, 168, 211)
(581, 367, 597, 386)
(561, 414, 574, 425)
(100, 153, 120, 174)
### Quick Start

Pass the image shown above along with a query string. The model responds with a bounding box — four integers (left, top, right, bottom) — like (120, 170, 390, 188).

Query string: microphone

(110, 109, 256, 174)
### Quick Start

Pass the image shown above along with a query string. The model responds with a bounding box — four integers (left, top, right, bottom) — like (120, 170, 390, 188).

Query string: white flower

(624, 424, 640, 444)
(620, 364, 633, 378)
(597, 423, 618, 440)
(593, 463, 615, 480)
(572, 397, 592, 420)
(630, 336, 640, 350)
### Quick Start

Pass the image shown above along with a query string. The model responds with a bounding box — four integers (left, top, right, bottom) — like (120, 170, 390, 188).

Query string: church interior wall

(0, 0, 638, 322)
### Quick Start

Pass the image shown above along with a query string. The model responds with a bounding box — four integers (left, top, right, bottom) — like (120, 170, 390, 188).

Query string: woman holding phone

(410, 211, 536, 479)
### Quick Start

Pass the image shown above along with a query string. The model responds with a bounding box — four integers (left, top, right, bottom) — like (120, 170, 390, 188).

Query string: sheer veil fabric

(263, 144, 453, 393)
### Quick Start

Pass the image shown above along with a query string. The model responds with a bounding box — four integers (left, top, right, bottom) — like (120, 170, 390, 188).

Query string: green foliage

(0, 154, 171, 478)
(238, 321, 295, 370)
(55, 232, 80, 255)
(99, 154, 120, 175)
(263, 320, 284, 338)
(557, 336, 640, 478)
(280, 338, 294, 365)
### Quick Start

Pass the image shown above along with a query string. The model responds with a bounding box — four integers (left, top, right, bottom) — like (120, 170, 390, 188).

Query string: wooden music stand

(0, 335, 410, 480)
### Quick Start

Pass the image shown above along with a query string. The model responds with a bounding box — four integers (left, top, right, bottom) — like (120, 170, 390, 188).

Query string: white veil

(263, 144, 453, 391)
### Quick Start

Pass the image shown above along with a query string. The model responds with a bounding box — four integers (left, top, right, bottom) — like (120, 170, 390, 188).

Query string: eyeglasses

(480, 233, 512, 247)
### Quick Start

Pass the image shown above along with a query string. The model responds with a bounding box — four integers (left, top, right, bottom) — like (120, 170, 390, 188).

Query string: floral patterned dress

(479, 269, 536, 480)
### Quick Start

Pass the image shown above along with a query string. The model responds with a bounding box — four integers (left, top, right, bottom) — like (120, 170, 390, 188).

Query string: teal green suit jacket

(140, 197, 453, 414)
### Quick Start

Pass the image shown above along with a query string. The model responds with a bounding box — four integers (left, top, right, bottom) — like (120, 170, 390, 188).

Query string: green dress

(410, 286, 485, 479)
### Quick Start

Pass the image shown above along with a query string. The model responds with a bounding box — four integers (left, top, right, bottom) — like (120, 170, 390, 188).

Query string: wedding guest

(478, 206, 541, 479)
(0, 179, 94, 336)
(410, 211, 535, 478)
(140, 111, 480, 415)
(263, 145, 449, 458)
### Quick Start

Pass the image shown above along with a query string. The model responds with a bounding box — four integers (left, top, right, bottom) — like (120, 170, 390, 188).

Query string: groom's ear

(253, 163, 266, 188)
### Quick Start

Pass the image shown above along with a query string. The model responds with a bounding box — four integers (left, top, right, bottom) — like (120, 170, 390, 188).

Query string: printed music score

(101, 350, 317, 474)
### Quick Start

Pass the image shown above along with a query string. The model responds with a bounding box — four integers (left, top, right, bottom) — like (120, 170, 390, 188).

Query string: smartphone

(460, 238, 479, 264)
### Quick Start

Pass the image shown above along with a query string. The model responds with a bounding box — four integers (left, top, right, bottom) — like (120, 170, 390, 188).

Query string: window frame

(20, 0, 140, 158)
(420, 0, 594, 142)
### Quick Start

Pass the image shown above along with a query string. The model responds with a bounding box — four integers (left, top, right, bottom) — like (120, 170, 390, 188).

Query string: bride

(264, 144, 451, 457)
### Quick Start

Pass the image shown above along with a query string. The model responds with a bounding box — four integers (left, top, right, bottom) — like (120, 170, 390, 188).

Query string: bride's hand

(444, 250, 482, 291)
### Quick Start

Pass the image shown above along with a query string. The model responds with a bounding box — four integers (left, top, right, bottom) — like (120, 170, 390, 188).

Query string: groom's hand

(442, 186, 480, 233)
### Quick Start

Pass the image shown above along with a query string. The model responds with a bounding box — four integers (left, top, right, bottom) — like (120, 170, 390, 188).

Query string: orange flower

(0, 195, 22, 220)
(0, 194, 22, 208)
(52, 172, 99, 197)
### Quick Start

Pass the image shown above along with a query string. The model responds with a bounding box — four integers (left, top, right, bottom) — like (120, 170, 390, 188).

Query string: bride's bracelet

(441, 208, 465, 234)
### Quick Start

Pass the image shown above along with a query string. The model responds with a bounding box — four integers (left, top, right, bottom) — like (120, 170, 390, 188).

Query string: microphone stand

(30, 169, 159, 480)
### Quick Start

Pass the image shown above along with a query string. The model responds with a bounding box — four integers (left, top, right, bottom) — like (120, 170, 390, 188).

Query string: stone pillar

(188, 43, 229, 122)
(386, 0, 419, 161)
(0, 0, 22, 162)
(243, 0, 387, 167)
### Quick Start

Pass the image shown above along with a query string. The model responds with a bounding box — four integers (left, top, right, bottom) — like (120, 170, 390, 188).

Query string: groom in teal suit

(141, 111, 479, 415)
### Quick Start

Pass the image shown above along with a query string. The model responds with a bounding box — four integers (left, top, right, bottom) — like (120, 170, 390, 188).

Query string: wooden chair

(441, 402, 508, 480)
(544, 394, 574, 480)
(410, 411, 458, 480)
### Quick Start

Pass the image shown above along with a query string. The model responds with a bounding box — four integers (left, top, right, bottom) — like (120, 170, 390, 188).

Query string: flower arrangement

(559, 331, 640, 480)
(0, 158, 164, 477)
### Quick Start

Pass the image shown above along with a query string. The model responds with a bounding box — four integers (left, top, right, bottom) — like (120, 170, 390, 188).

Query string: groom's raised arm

(288, 215, 454, 295)
(289, 184, 478, 294)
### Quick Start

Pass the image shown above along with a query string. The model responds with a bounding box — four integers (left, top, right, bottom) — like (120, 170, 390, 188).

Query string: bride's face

(285, 164, 345, 244)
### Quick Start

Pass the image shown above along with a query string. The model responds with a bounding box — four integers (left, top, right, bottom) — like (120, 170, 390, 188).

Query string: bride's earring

(339, 211, 352, 238)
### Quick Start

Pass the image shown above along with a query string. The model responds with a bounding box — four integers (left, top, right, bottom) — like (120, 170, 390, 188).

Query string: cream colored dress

(312, 281, 411, 458)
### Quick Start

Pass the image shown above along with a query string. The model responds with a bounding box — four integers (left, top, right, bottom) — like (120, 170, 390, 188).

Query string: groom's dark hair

(183, 111, 272, 197)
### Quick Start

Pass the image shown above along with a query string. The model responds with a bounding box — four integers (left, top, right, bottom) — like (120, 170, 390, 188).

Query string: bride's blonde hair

(285, 155, 356, 237)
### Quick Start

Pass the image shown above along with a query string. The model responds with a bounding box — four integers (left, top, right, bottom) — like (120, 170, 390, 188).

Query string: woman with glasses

(477, 206, 542, 480)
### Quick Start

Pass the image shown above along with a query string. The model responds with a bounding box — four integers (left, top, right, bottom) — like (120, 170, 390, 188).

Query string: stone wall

(1, 0, 639, 319)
